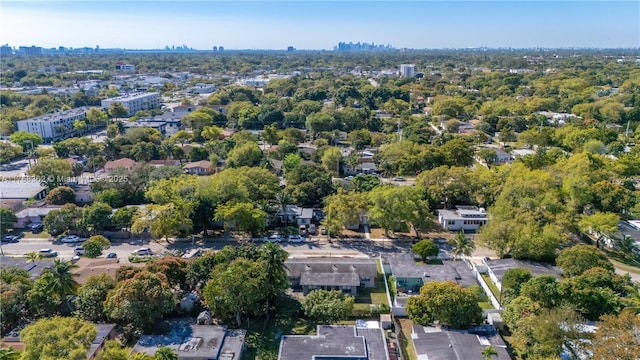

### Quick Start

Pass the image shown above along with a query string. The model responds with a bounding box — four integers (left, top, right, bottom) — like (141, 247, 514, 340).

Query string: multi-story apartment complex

(101, 92, 161, 117)
(16, 107, 89, 143)
(399, 64, 416, 78)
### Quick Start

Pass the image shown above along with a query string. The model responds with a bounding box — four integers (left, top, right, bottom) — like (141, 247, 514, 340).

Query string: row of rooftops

(15, 106, 90, 124)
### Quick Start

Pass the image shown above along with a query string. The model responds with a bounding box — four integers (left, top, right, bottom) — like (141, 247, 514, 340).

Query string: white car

(39, 248, 58, 257)
(74, 247, 84, 256)
(60, 235, 80, 243)
(288, 235, 305, 243)
(267, 235, 283, 242)
(135, 247, 153, 256)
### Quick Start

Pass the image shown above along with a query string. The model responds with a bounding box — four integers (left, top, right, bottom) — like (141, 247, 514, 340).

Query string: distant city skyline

(1, 1, 639, 50)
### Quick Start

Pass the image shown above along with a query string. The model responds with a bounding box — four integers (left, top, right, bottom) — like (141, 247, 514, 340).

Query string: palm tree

(481, 345, 498, 360)
(0, 347, 20, 360)
(260, 242, 289, 323)
(130, 353, 154, 360)
(154, 346, 178, 360)
(448, 230, 476, 260)
(26, 251, 42, 262)
(43, 259, 79, 299)
(274, 190, 293, 229)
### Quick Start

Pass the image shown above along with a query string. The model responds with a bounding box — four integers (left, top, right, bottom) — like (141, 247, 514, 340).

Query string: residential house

(0, 199, 24, 212)
(510, 148, 536, 158)
(438, 206, 488, 232)
(1, 323, 116, 360)
(71, 184, 94, 204)
(276, 205, 314, 226)
(0, 256, 54, 280)
(482, 258, 562, 292)
(387, 254, 476, 316)
(411, 324, 510, 360)
(104, 158, 138, 173)
(13, 204, 62, 228)
(476, 146, 512, 165)
(0, 181, 47, 201)
(133, 322, 246, 360)
(285, 258, 378, 296)
(278, 325, 389, 360)
(183, 160, 212, 175)
(122, 120, 168, 136)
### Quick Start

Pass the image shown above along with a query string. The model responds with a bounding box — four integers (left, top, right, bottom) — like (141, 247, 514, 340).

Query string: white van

(135, 248, 152, 256)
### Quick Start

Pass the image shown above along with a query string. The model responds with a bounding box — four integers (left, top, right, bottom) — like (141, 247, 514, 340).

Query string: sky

(0, 1, 639, 50)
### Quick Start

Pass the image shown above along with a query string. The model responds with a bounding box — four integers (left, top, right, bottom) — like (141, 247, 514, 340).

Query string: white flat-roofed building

(438, 206, 488, 232)
(16, 107, 90, 143)
(101, 92, 161, 117)
(399, 64, 416, 78)
(0, 181, 47, 201)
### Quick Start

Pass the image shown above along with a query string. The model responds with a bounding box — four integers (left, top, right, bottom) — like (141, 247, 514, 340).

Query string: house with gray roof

(0, 256, 54, 280)
(133, 322, 246, 360)
(278, 325, 389, 360)
(437, 206, 488, 232)
(483, 258, 562, 292)
(411, 324, 510, 360)
(285, 258, 378, 296)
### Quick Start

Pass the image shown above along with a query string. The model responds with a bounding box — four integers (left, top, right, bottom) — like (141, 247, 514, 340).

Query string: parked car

(60, 235, 80, 243)
(320, 227, 328, 235)
(267, 234, 283, 242)
(288, 235, 305, 243)
(3, 235, 19, 243)
(29, 223, 44, 233)
(106, 252, 118, 259)
(299, 225, 307, 236)
(39, 248, 58, 257)
(308, 224, 317, 235)
(74, 247, 84, 256)
(134, 247, 153, 256)
(392, 176, 406, 182)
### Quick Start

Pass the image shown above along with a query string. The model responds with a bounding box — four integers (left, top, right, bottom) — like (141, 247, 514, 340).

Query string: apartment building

(16, 107, 89, 143)
(399, 64, 416, 78)
(101, 92, 161, 117)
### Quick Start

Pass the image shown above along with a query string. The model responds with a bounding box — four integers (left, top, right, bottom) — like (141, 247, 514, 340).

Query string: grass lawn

(354, 260, 389, 305)
(397, 319, 417, 360)
(478, 301, 494, 309)
(481, 274, 501, 301)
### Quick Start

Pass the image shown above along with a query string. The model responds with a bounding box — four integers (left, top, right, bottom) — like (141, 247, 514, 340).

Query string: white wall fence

(465, 258, 502, 310)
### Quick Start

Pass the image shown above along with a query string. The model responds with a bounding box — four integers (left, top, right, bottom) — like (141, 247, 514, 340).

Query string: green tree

(95, 340, 130, 360)
(28, 158, 72, 189)
(282, 153, 303, 173)
(302, 289, 355, 323)
(448, 231, 475, 259)
(406, 281, 483, 329)
(262, 124, 279, 146)
(73, 120, 87, 135)
(477, 148, 498, 166)
(502, 295, 542, 330)
(82, 235, 111, 258)
(44, 259, 79, 300)
(75, 273, 116, 322)
(500, 268, 532, 303)
(321, 146, 343, 176)
(86, 108, 108, 126)
(9, 131, 42, 150)
(412, 240, 439, 262)
(0, 348, 20, 360)
(201, 125, 223, 141)
(108, 102, 128, 118)
(590, 310, 640, 360)
(154, 347, 178, 360)
(578, 212, 620, 248)
(368, 186, 429, 237)
(104, 271, 176, 334)
(556, 244, 614, 277)
(131, 204, 192, 240)
(82, 202, 113, 234)
(26, 273, 59, 317)
(0, 209, 17, 236)
(227, 142, 262, 167)
(323, 190, 368, 235)
(520, 275, 561, 309)
(260, 242, 290, 320)
(203, 258, 267, 326)
(20, 316, 97, 360)
(214, 202, 266, 237)
(481, 345, 498, 360)
(45, 186, 76, 205)
(351, 174, 380, 192)
(0, 267, 32, 333)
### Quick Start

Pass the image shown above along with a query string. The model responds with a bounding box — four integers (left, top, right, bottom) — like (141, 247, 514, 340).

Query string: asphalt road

(0, 237, 415, 263)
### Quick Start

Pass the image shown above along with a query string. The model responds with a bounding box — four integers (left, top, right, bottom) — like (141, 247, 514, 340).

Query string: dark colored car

(106, 252, 118, 259)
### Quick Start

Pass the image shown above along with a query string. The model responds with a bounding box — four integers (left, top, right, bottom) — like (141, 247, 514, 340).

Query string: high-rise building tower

(399, 64, 416, 78)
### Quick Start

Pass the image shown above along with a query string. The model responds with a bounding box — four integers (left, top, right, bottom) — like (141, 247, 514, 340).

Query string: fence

(466, 259, 502, 310)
